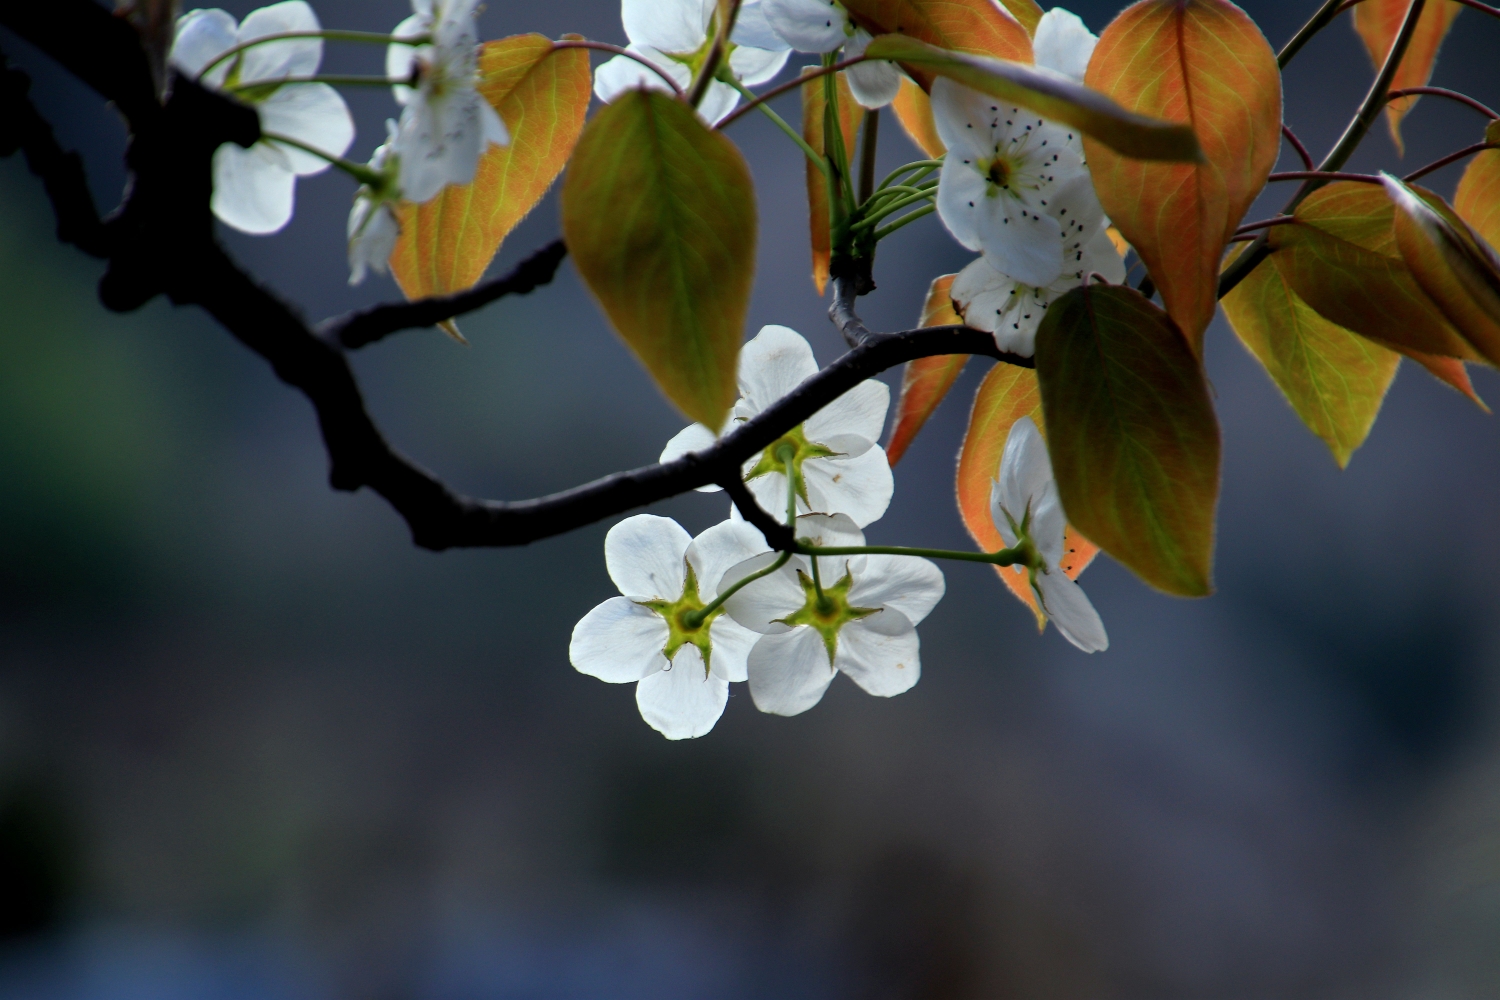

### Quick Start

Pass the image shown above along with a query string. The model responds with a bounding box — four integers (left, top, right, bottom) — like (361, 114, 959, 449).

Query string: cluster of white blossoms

(933, 9, 1126, 356)
(169, 0, 508, 282)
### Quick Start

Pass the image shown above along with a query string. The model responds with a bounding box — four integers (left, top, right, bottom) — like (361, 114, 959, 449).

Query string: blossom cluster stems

(1218, 0, 1429, 300)
(260, 130, 381, 186)
(197, 29, 431, 82)
(724, 76, 828, 177)
(796, 544, 1025, 567)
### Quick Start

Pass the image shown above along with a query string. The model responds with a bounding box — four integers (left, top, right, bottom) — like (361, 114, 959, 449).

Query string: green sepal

(744, 423, 838, 506)
(638, 560, 721, 678)
(774, 565, 878, 666)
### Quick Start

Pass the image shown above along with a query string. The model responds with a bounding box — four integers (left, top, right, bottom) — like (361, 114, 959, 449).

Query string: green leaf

(1221, 248, 1398, 468)
(861, 34, 1201, 162)
(1034, 284, 1219, 597)
(560, 90, 756, 429)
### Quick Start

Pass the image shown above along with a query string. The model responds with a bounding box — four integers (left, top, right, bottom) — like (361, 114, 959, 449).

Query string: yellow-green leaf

(998, 0, 1045, 36)
(391, 35, 590, 300)
(1455, 148, 1500, 250)
(1384, 172, 1500, 366)
(1035, 284, 1219, 597)
(1084, 0, 1281, 354)
(560, 90, 755, 429)
(887, 274, 967, 464)
(864, 35, 1201, 163)
(1222, 247, 1398, 467)
(955, 363, 1099, 627)
(1352, 0, 1463, 155)
(891, 77, 945, 157)
(803, 69, 864, 295)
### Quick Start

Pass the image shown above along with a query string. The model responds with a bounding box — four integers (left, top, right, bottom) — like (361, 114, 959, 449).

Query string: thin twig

(1281, 123, 1315, 170)
(1388, 86, 1500, 119)
(715, 54, 869, 129)
(322, 241, 570, 349)
(687, 0, 741, 109)
(1404, 141, 1499, 182)
(550, 40, 684, 98)
(1234, 216, 1296, 236)
(1453, 0, 1500, 18)
(1278, 0, 1350, 70)
(1267, 170, 1383, 184)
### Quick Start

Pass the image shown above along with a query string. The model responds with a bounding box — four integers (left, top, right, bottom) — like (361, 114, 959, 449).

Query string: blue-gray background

(3, 1, 1500, 996)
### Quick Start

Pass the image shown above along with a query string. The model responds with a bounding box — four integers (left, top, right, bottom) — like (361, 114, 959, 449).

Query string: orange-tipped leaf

(887, 275, 968, 464)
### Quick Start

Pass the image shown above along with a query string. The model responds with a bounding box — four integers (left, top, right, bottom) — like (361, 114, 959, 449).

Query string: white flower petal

(387, 13, 426, 105)
(794, 513, 864, 550)
(237, 1, 321, 84)
(989, 478, 1019, 550)
(396, 87, 495, 202)
(593, 47, 692, 104)
(801, 446, 894, 528)
(347, 201, 400, 285)
(844, 30, 900, 109)
(1033, 8, 1098, 84)
(729, 44, 792, 87)
(747, 626, 837, 715)
(804, 377, 888, 453)
(998, 415, 1051, 532)
(660, 422, 726, 492)
(696, 79, 744, 127)
(763, 0, 849, 52)
(604, 514, 691, 601)
(211, 141, 296, 234)
(1082, 225, 1127, 283)
(636, 645, 728, 739)
(722, 556, 807, 633)
(170, 8, 238, 86)
(481, 99, 510, 147)
(258, 83, 354, 174)
(623, 0, 712, 54)
(737, 324, 819, 412)
(1030, 478, 1067, 571)
(708, 616, 760, 682)
(687, 520, 771, 600)
(846, 554, 946, 626)
(732, 1, 792, 53)
(1035, 570, 1108, 652)
(835, 614, 921, 697)
(745, 470, 794, 523)
(931, 77, 998, 162)
(570, 596, 670, 683)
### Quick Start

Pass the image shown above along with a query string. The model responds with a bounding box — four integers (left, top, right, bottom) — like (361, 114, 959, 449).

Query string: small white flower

(990, 417, 1106, 652)
(386, 0, 509, 204)
(170, 1, 355, 234)
(570, 515, 770, 740)
(761, 0, 900, 108)
(347, 120, 403, 286)
(950, 175, 1124, 354)
(932, 78, 1086, 288)
(660, 325, 895, 528)
(1032, 7, 1098, 85)
(721, 514, 945, 716)
(593, 0, 792, 126)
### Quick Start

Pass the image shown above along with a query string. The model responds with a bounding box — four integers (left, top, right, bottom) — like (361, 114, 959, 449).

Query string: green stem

(260, 131, 380, 185)
(809, 550, 827, 606)
(198, 29, 430, 82)
(877, 159, 943, 191)
(823, 54, 855, 217)
(797, 543, 1025, 567)
(726, 77, 829, 178)
(684, 551, 791, 628)
(858, 108, 880, 204)
(853, 190, 935, 229)
(226, 74, 406, 94)
(873, 203, 936, 241)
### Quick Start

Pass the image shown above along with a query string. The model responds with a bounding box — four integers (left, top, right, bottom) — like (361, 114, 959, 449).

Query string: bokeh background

(4, 1, 1500, 996)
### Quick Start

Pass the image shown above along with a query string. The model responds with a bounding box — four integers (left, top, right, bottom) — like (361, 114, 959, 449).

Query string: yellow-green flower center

(774, 565, 878, 665)
(638, 561, 720, 677)
(744, 424, 839, 506)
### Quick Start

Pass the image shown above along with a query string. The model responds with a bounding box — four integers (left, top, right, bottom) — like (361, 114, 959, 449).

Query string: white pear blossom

(761, 0, 901, 108)
(347, 120, 402, 286)
(950, 174, 1124, 354)
(721, 515, 944, 716)
(386, 0, 509, 204)
(932, 77, 1086, 288)
(990, 417, 1106, 652)
(1032, 7, 1098, 85)
(660, 325, 894, 528)
(570, 515, 770, 739)
(593, 0, 792, 126)
(170, 1, 355, 234)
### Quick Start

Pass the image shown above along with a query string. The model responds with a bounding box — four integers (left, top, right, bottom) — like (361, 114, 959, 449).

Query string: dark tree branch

(322, 239, 570, 349)
(1, 0, 1030, 553)
(829, 275, 879, 347)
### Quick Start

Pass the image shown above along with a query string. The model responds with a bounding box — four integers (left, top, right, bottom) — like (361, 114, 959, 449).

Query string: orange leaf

(891, 77, 945, 157)
(842, 0, 1031, 88)
(999, 0, 1045, 36)
(887, 275, 968, 464)
(1406, 350, 1490, 409)
(803, 70, 863, 295)
(390, 35, 590, 302)
(1352, 0, 1462, 155)
(956, 364, 1099, 629)
(1084, 0, 1281, 354)
(1455, 148, 1500, 252)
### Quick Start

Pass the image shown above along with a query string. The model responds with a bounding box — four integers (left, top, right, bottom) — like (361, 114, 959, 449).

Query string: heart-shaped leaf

(864, 35, 1201, 163)
(391, 35, 591, 302)
(887, 274, 968, 464)
(803, 69, 864, 295)
(1353, 0, 1462, 154)
(955, 363, 1098, 627)
(1084, 0, 1280, 354)
(561, 89, 756, 429)
(1222, 246, 1399, 467)
(1035, 284, 1219, 597)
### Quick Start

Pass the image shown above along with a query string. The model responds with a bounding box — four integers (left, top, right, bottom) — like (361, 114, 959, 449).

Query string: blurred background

(3, 0, 1500, 996)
